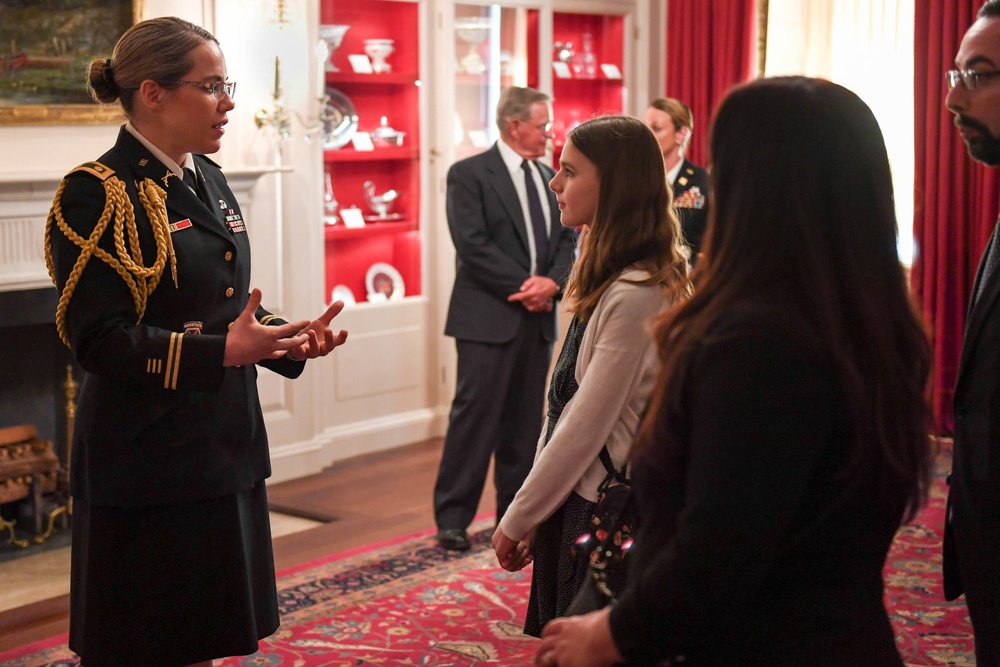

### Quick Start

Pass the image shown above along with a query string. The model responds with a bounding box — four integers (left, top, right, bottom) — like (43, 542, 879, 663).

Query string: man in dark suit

(944, 2, 1000, 663)
(433, 87, 577, 550)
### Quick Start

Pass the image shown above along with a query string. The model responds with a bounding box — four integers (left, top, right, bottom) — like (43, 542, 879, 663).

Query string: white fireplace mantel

(0, 168, 283, 294)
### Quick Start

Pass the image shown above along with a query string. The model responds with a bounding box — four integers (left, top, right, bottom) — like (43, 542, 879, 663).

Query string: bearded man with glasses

(945, 2, 1000, 664)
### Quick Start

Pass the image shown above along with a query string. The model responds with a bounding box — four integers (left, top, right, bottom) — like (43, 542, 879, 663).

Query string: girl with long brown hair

(492, 114, 689, 636)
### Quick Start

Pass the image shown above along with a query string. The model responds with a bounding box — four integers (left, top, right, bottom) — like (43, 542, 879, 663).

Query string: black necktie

(182, 169, 204, 205)
(521, 160, 549, 267)
(976, 220, 1000, 304)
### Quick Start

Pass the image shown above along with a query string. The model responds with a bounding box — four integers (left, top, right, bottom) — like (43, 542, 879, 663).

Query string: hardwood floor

(0, 437, 496, 653)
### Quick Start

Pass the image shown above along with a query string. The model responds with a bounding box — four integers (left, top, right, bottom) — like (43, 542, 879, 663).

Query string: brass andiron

(0, 514, 27, 549)
(35, 365, 76, 543)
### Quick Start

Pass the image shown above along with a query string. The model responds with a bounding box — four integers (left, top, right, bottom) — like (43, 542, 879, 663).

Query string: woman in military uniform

(45, 16, 347, 667)
(643, 98, 710, 265)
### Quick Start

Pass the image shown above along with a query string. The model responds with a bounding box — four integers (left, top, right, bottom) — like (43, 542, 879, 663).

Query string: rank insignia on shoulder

(138, 158, 149, 166)
(70, 161, 115, 180)
(183, 321, 203, 335)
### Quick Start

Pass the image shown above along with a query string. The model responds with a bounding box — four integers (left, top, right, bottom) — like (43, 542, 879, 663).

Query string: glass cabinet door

(320, 0, 422, 305)
(453, 3, 540, 161)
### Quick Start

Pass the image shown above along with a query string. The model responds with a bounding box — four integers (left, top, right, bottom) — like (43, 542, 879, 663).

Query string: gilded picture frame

(0, 0, 142, 126)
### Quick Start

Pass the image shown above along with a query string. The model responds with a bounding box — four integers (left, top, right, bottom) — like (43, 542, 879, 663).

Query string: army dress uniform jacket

(47, 127, 303, 508)
(672, 159, 710, 260)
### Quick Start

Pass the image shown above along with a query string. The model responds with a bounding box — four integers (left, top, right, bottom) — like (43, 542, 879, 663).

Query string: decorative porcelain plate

(322, 88, 359, 149)
(365, 262, 405, 301)
(331, 284, 356, 306)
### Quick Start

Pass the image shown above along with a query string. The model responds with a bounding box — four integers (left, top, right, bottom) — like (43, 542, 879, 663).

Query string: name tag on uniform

(169, 218, 193, 233)
(224, 208, 246, 234)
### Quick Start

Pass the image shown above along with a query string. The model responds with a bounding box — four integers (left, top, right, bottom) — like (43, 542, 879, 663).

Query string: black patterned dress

(523, 315, 626, 636)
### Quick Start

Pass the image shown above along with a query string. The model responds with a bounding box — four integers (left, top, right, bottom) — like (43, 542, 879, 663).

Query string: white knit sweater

(499, 268, 672, 541)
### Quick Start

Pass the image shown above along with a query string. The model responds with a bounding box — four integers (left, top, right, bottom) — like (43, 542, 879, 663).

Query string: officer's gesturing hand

(224, 288, 310, 367)
(285, 300, 349, 362)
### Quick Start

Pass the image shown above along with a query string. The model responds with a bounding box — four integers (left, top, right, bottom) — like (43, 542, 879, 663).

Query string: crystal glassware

(363, 38, 395, 74)
(573, 32, 598, 79)
(318, 24, 350, 72)
(323, 170, 339, 223)
(455, 17, 490, 75)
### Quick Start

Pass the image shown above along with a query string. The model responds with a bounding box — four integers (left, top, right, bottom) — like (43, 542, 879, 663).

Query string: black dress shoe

(436, 528, 471, 551)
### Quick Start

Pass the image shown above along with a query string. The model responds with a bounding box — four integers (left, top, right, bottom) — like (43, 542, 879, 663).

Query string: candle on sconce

(315, 38, 328, 100)
(273, 55, 281, 100)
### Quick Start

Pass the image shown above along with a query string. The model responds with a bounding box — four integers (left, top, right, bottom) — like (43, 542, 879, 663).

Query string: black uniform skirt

(69, 481, 279, 667)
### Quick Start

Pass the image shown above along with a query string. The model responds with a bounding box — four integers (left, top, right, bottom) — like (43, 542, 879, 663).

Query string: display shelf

(325, 71, 417, 85)
(320, 0, 422, 305)
(320, 1, 418, 78)
(550, 11, 626, 163)
(324, 219, 417, 240)
(324, 230, 421, 307)
(324, 146, 418, 162)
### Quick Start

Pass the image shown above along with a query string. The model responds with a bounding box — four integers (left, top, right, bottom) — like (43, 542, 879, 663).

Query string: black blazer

(608, 308, 908, 666)
(672, 159, 710, 260)
(443, 143, 577, 344)
(945, 223, 1000, 606)
(47, 127, 303, 508)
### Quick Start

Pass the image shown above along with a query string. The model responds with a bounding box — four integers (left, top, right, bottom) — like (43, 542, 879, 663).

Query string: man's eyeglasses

(946, 69, 1000, 91)
(520, 118, 553, 134)
(165, 80, 237, 100)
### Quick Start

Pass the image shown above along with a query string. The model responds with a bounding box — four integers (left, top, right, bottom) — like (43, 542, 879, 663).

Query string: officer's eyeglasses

(946, 69, 1000, 91)
(166, 79, 237, 100)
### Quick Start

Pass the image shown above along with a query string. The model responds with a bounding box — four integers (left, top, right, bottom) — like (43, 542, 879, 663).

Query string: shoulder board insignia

(69, 161, 115, 180)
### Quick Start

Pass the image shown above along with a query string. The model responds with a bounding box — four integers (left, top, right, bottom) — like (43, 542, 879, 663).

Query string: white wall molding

(268, 406, 449, 483)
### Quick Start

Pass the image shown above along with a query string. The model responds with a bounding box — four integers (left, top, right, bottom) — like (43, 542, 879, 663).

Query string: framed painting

(0, 0, 141, 126)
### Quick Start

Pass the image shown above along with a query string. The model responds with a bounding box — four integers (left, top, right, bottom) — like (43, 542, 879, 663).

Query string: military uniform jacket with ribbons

(672, 158, 710, 259)
(47, 127, 303, 508)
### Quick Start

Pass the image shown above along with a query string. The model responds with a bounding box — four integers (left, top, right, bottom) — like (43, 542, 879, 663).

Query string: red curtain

(913, 0, 1000, 433)
(665, 0, 758, 167)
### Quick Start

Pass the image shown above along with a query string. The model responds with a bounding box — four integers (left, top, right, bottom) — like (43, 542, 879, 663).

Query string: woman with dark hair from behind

(533, 76, 932, 666)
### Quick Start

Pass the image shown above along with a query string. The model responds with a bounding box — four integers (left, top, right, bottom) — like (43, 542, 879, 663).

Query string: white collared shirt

(497, 138, 552, 274)
(124, 122, 199, 186)
(666, 157, 684, 186)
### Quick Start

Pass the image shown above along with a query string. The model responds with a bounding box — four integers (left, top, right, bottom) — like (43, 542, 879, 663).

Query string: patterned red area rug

(886, 449, 975, 666)
(0, 453, 975, 666)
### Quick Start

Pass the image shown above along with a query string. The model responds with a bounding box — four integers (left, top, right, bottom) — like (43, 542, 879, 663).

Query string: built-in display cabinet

(319, 0, 422, 306)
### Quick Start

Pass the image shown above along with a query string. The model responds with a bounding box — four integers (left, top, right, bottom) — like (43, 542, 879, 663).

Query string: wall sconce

(255, 56, 291, 140)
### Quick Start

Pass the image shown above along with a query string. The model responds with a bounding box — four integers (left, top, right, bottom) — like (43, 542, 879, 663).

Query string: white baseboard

(268, 406, 450, 484)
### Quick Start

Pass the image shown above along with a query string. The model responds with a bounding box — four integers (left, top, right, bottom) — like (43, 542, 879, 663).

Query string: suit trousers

(434, 317, 552, 530)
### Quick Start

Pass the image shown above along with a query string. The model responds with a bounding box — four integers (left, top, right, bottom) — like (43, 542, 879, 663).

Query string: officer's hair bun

(88, 57, 119, 104)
